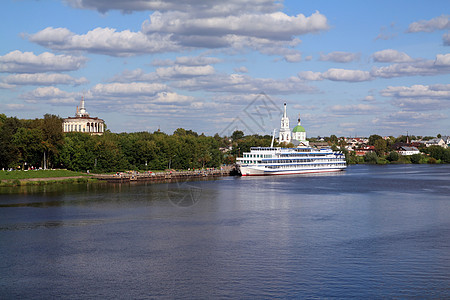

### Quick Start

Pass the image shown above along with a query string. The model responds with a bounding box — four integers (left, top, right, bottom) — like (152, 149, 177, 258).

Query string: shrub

(410, 154, 422, 164)
(428, 157, 437, 164)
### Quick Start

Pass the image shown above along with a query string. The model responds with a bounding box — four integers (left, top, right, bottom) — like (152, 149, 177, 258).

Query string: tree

(368, 134, 383, 146)
(231, 130, 244, 141)
(386, 151, 399, 162)
(437, 133, 442, 138)
(0, 117, 21, 168)
(374, 139, 387, 156)
(364, 152, 378, 164)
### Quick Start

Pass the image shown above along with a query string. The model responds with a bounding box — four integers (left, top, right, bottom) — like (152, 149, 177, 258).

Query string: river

(1, 164, 449, 298)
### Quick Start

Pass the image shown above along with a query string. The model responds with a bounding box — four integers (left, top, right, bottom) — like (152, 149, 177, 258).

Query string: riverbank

(0, 167, 236, 187)
(93, 166, 234, 183)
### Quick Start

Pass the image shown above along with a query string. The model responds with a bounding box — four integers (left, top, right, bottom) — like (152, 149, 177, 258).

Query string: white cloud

(28, 10, 326, 59)
(381, 84, 450, 111)
(319, 51, 360, 63)
(2, 73, 88, 86)
(298, 71, 323, 81)
(65, 0, 281, 15)
(142, 11, 329, 42)
(28, 27, 181, 56)
(299, 69, 372, 82)
(20, 86, 77, 104)
(329, 104, 379, 114)
(108, 69, 158, 83)
(372, 49, 413, 63)
(0, 50, 87, 73)
(90, 82, 168, 97)
(434, 53, 450, 66)
(175, 56, 222, 66)
(156, 65, 215, 78)
(380, 84, 450, 99)
(322, 69, 372, 82)
(407, 15, 450, 33)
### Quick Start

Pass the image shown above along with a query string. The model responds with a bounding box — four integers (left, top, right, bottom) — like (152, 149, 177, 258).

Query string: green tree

(13, 127, 44, 168)
(231, 130, 244, 141)
(0, 117, 21, 168)
(368, 134, 383, 146)
(374, 139, 387, 156)
(386, 151, 399, 162)
(364, 152, 378, 164)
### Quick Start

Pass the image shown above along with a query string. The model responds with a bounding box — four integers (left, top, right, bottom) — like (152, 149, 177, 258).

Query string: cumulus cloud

(108, 69, 158, 83)
(407, 15, 450, 33)
(381, 84, 450, 99)
(0, 50, 87, 73)
(434, 53, 450, 66)
(319, 51, 360, 63)
(90, 82, 168, 97)
(381, 84, 450, 111)
(329, 104, 379, 114)
(322, 69, 372, 82)
(20, 86, 78, 104)
(28, 27, 181, 56)
(372, 49, 413, 63)
(28, 9, 326, 59)
(142, 11, 329, 42)
(65, 0, 281, 15)
(2, 73, 88, 86)
(175, 56, 222, 66)
(156, 65, 215, 78)
(298, 71, 323, 81)
(371, 54, 450, 78)
(300, 53, 450, 82)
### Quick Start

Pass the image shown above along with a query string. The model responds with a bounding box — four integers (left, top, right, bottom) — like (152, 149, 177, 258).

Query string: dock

(93, 166, 235, 183)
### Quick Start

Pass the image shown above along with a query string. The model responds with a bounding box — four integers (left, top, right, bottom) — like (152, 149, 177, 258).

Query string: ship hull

(238, 165, 346, 176)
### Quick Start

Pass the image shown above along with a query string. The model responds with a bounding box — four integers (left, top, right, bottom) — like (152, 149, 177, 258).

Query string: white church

(63, 97, 105, 135)
(278, 103, 309, 146)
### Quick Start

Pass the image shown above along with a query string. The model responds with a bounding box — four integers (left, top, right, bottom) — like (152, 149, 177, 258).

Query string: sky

(0, 0, 449, 138)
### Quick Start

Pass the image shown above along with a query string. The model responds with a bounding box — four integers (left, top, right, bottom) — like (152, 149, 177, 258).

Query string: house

(354, 145, 375, 156)
(397, 146, 420, 156)
(425, 138, 447, 149)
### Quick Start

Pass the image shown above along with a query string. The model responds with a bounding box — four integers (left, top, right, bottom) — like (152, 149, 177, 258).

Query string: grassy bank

(0, 169, 89, 180)
(0, 169, 95, 187)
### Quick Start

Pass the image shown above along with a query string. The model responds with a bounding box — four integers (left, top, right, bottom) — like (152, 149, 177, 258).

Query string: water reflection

(0, 165, 449, 298)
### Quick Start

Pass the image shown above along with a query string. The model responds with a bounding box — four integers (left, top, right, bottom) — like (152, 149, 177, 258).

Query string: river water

(1, 164, 449, 298)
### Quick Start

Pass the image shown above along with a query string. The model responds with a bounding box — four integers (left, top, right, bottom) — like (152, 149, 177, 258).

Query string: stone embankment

(93, 166, 236, 183)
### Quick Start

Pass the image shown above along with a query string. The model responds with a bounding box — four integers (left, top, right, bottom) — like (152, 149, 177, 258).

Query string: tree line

(0, 115, 273, 172)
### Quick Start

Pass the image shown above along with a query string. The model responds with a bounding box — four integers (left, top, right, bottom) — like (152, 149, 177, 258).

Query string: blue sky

(1, 0, 449, 137)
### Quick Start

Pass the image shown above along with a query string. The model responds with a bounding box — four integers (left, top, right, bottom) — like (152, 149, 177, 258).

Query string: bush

(410, 154, 422, 164)
(428, 157, 438, 164)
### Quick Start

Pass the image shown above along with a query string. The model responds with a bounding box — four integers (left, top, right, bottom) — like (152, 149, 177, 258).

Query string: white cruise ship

(236, 146, 347, 176)
(235, 103, 346, 176)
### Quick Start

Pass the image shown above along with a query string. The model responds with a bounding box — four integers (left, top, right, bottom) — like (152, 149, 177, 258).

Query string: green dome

(293, 125, 305, 132)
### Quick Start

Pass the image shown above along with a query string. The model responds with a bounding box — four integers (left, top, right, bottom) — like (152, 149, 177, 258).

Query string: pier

(93, 166, 235, 183)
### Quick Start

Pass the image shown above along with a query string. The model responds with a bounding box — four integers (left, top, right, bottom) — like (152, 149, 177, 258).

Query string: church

(63, 97, 105, 135)
(278, 103, 309, 146)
